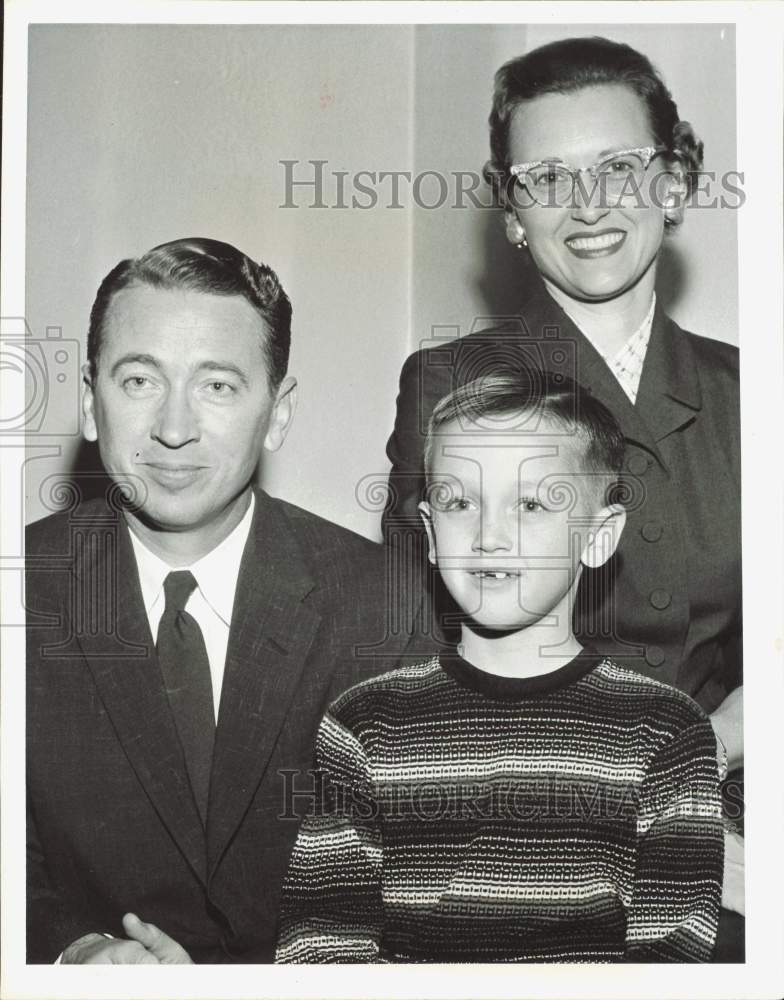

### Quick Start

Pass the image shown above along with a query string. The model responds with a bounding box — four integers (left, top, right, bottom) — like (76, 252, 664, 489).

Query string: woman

(383, 36, 742, 956)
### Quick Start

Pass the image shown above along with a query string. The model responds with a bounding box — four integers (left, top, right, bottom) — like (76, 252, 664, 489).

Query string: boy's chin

(462, 616, 534, 639)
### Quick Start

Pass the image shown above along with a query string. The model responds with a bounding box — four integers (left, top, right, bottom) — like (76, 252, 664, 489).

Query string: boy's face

(419, 415, 624, 633)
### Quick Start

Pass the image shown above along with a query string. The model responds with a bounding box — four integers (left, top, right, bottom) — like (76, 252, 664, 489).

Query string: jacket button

(627, 454, 649, 476)
(645, 645, 666, 667)
(641, 521, 663, 542)
(649, 588, 671, 610)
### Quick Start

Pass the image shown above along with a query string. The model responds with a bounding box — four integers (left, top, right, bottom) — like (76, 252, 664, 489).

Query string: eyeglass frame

(508, 146, 672, 206)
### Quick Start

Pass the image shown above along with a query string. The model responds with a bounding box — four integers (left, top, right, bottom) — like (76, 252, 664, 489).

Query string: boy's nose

(473, 514, 514, 552)
(150, 389, 200, 448)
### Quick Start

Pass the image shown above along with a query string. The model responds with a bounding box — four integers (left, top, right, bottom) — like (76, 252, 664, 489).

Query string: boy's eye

(443, 497, 475, 512)
(518, 497, 543, 513)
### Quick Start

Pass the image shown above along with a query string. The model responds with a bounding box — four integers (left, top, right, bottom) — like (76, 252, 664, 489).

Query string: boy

(275, 372, 724, 963)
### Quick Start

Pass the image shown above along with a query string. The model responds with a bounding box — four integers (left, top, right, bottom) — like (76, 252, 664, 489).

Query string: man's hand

(60, 915, 192, 964)
(122, 912, 193, 963)
(61, 932, 160, 964)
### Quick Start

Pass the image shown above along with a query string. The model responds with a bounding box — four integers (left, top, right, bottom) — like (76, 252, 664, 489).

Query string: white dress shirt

(127, 494, 255, 721)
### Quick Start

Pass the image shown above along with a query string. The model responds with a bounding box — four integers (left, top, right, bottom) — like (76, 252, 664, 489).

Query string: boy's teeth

(567, 232, 623, 250)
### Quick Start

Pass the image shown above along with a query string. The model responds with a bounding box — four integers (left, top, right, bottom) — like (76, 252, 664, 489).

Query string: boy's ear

(581, 504, 626, 569)
(418, 501, 438, 566)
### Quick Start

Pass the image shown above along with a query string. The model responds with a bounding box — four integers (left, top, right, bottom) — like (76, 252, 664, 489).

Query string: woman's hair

(485, 36, 704, 213)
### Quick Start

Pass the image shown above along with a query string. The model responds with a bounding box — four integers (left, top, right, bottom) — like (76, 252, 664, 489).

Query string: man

(26, 238, 405, 963)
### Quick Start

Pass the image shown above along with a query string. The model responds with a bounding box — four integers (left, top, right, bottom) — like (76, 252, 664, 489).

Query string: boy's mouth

(470, 570, 521, 580)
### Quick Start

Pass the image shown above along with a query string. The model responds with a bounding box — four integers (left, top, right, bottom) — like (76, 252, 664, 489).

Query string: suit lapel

(72, 504, 208, 882)
(519, 282, 685, 462)
(634, 306, 702, 442)
(207, 491, 322, 874)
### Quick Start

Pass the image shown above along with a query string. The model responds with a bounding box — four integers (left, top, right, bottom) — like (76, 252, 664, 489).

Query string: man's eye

(122, 375, 154, 392)
(205, 381, 235, 396)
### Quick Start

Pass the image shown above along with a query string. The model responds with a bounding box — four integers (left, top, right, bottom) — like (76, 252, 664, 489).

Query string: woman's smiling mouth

(564, 230, 626, 258)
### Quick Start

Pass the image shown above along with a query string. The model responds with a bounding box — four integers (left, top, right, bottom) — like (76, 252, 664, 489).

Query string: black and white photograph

(2, 2, 782, 998)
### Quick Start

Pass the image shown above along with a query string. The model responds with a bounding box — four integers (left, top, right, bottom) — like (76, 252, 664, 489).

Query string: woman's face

(506, 84, 676, 304)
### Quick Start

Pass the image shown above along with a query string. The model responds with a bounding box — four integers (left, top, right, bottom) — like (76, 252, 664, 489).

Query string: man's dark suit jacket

(27, 488, 408, 963)
(384, 277, 741, 712)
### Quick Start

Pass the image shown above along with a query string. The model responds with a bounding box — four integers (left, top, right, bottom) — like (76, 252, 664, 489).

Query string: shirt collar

(128, 494, 256, 625)
(556, 292, 656, 365)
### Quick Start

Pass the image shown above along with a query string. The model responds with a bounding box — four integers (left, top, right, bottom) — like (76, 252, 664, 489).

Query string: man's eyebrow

(197, 361, 250, 388)
(108, 356, 251, 388)
(109, 354, 161, 378)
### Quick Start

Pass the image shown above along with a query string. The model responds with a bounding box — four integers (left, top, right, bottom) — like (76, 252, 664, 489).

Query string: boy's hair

(424, 369, 625, 503)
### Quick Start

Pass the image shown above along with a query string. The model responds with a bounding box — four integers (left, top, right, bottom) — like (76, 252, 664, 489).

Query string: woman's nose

(569, 170, 611, 223)
(150, 389, 200, 447)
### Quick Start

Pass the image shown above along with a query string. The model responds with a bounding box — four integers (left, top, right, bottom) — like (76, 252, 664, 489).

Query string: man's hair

(87, 237, 292, 388)
(424, 369, 625, 504)
(484, 36, 704, 220)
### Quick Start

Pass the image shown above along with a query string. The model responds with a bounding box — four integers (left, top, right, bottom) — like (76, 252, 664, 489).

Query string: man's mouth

(142, 462, 206, 487)
(564, 230, 626, 257)
(469, 570, 521, 580)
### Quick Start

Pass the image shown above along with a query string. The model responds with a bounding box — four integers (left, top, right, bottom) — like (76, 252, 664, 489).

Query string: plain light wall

(25, 25, 416, 538)
(25, 23, 737, 538)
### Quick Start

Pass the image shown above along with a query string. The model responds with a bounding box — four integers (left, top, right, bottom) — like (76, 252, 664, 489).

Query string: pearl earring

(517, 232, 528, 248)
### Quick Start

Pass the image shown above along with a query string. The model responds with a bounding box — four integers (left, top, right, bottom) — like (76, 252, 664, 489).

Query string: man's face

(420, 417, 615, 633)
(83, 284, 295, 538)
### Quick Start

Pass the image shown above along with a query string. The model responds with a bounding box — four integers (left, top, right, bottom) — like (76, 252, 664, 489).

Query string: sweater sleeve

(624, 718, 724, 962)
(275, 709, 384, 963)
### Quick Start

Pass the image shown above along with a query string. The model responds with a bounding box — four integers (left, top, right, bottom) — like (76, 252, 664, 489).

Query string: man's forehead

(103, 284, 266, 338)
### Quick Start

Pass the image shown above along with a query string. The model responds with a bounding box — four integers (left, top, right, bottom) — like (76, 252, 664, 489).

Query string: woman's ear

(418, 501, 438, 566)
(660, 168, 689, 227)
(581, 505, 627, 569)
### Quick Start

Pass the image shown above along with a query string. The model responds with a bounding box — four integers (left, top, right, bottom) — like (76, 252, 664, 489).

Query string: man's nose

(150, 388, 200, 447)
(569, 170, 611, 224)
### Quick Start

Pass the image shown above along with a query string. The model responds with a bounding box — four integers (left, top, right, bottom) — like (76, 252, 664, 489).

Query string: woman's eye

(605, 158, 636, 174)
(532, 168, 560, 188)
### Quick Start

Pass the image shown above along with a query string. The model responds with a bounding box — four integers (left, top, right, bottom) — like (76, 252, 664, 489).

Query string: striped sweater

(276, 650, 723, 963)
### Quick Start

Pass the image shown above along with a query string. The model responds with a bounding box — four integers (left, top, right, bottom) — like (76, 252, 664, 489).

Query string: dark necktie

(156, 570, 215, 825)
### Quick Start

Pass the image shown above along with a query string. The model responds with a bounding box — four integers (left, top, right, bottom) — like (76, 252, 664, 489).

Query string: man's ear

(581, 504, 626, 569)
(264, 376, 298, 453)
(81, 363, 98, 442)
(418, 501, 438, 566)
